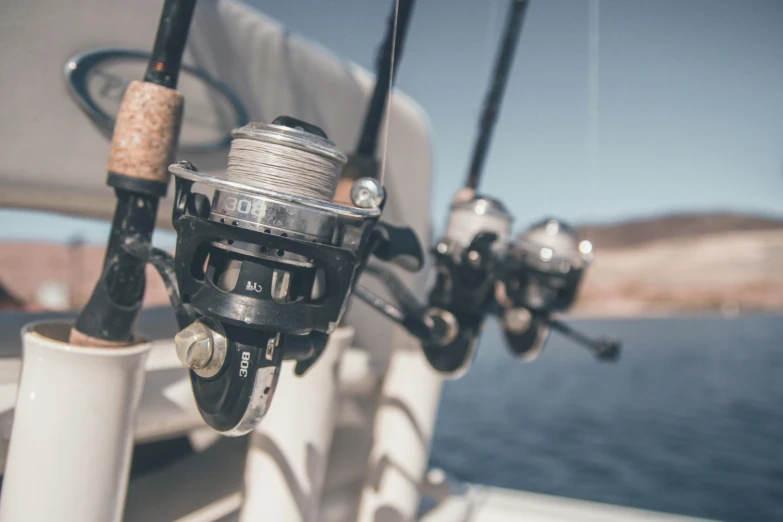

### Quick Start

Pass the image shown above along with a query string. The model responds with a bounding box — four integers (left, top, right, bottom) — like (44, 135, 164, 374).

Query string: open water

(431, 314, 783, 521)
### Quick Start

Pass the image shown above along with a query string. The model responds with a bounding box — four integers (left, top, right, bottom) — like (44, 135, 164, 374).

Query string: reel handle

(544, 316, 621, 363)
(372, 221, 425, 272)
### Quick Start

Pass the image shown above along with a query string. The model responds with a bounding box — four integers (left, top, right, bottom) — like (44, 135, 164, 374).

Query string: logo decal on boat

(64, 49, 248, 153)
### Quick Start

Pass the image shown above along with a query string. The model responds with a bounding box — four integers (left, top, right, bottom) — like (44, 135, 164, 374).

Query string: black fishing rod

(339, 0, 415, 188)
(356, 0, 414, 159)
(465, 0, 529, 191)
(349, 0, 533, 375)
(344, 0, 448, 341)
(409, 0, 530, 377)
(70, 0, 196, 346)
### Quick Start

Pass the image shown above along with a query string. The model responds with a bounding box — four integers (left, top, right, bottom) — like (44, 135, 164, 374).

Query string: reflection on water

(431, 315, 783, 522)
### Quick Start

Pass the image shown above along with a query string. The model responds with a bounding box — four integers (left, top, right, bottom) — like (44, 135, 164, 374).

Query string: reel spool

(424, 195, 514, 377)
(167, 116, 385, 435)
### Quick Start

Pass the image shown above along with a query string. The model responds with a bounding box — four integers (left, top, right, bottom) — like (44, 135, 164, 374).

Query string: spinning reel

(352, 191, 512, 379)
(421, 193, 514, 376)
(499, 218, 620, 362)
(503, 218, 591, 313)
(128, 116, 420, 435)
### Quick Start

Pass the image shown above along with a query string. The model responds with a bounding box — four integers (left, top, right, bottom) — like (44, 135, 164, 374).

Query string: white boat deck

(422, 485, 714, 522)
(121, 436, 716, 522)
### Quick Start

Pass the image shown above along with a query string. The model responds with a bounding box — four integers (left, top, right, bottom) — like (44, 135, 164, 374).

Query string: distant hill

(1, 211, 783, 316)
(571, 212, 783, 316)
(575, 212, 783, 250)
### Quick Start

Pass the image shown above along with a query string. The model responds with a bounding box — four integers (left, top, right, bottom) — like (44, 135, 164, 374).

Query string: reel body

(499, 217, 619, 362)
(165, 119, 383, 435)
(503, 218, 592, 314)
(424, 195, 513, 377)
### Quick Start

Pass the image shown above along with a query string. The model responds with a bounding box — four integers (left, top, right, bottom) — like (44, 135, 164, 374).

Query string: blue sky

(2, 0, 782, 244)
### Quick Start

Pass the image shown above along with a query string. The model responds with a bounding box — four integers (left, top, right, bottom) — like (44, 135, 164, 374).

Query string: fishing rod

(127, 0, 426, 436)
(422, 1, 619, 372)
(465, 0, 528, 192)
(347, 0, 533, 375)
(355, 0, 414, 161)
(345, 1, 536, 373)
(413, 0, 529, 377)
(69, 0, 196, 347)
(335, 0, 415, 204)
(335, 0, 457, 347)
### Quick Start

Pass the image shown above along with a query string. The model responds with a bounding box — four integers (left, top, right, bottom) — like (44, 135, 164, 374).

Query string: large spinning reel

(129, 117, 420, 435)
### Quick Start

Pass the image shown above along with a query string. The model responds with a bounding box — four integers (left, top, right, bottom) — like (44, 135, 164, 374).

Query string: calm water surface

(430, 315, 783, 522)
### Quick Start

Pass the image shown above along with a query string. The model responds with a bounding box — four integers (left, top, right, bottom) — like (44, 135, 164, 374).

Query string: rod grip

(107, 80, 184, 184)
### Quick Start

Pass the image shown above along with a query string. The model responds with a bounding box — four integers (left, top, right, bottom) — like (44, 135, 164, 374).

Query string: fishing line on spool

(225, 137, 342, 201)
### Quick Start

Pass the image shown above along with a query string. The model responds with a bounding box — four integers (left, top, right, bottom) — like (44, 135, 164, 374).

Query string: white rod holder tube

(239, 327, 354, 522)
(0, 320, 151, 522)
(356, 345, 444, 522)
